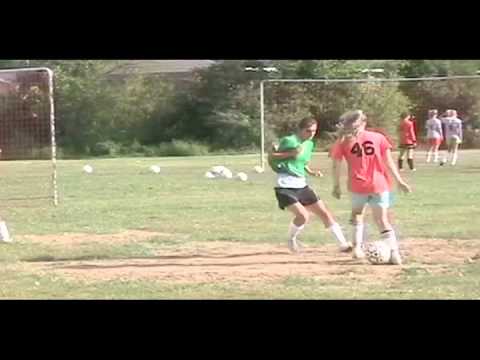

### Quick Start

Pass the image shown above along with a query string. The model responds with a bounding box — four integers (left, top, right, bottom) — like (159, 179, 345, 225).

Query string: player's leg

(451, 141, 460, 166)
(398, 147, 406, 170)
(441, 139, 450, 164)
(350, 194, 369, 259)
(426, 142, 433, 163)
(286, 202, 309, 253)
(433, 141, 441, 163)
(306, 199, 352, 252)
(274, 188, 308, 253)
(370, 193, 402, 265)
(447, 140, 454, 163)
(407, 148, 416, 171)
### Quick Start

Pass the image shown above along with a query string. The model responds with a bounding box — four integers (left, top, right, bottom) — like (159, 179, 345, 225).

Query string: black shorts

(274, 186, 319, 210)
(399, 143, 416, 149)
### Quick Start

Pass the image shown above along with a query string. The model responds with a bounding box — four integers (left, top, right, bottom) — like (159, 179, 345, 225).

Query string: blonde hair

(337, 110, 366, 140)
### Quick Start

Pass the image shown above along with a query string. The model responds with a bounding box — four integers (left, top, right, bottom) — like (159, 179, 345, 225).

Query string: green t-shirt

(269, 134, 315, 177)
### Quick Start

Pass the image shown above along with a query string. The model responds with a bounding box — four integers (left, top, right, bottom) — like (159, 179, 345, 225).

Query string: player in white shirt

(425, 109, 443, 163)
(440, 109, 463, 166)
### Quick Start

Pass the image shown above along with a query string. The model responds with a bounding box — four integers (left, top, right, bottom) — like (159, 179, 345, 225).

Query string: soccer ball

(253, 166, 264, 174)
(211, 166, 233, 179)
(205, 171, 216, 179)
(236, 172, 248, 181)
(365, 241, 392, 265)
(149, 165, 161, 174)
(83, 165, 94, 174)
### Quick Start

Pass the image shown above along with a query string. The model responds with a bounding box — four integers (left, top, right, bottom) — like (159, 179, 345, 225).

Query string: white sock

(288, 222, 305, 241)
(433, 151, 439, 162)
(353, 223, 364, 248)
(329, 223, 348, 247)
(426, 151, 431, 162)
(452, 152, 458, 165)
(382, 229, 398, 251)
(0, 221, 11, 242)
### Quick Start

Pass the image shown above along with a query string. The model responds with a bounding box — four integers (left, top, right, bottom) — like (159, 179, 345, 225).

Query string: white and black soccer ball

(210, 166, 233, 179)
(83, 164, 94, 174)
(365, 241, 392, 265)
(236, 172, 248, 181)
(149, 165, 161, 174)
(253, 166, 264, 174)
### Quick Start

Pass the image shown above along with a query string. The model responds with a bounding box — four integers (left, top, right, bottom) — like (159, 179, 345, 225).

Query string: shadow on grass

(51, 260, 320, 270)
(22, 250, 293, 263)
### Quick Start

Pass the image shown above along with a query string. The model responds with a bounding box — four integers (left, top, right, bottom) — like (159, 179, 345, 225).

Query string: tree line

(1, 59, 480, 157)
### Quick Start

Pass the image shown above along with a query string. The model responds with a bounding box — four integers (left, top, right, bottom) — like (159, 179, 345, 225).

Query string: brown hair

(335, 110, 367, 143)
(298, 117, 318, 130)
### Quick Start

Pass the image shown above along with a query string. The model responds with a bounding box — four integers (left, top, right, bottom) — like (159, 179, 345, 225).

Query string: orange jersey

(331, 130, 393, 194)
(399, 117, 417, 145)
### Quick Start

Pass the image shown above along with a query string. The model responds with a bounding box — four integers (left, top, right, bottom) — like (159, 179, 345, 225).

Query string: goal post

(259, 75, 480, 169)
(0, 67, 58, 206)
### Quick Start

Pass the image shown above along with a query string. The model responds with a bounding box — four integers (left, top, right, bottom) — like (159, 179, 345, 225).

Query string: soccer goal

(0, 67, 58, 206)
(259, 75, 480, 169)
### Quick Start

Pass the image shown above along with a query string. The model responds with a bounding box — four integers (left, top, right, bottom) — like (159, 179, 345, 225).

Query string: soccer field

(0, 150, 479, 299)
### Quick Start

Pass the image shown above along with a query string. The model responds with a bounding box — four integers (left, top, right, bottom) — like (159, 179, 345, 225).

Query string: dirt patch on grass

(22, 237, 480, 285)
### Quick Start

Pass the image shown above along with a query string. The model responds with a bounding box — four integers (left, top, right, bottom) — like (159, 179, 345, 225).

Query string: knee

(350, 212, 364, 225)
(296, 211, 310, 225)
(376, 214, 391, 229)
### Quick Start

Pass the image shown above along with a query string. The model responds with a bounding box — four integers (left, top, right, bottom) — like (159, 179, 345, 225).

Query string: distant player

(0, 146, 12, 243)
(425, 109, 443, 163)
(440, 109, 463, 166)
(269, 117, 352, 253)
(398, 113, 417, 171)
(331, 110, 412, 265)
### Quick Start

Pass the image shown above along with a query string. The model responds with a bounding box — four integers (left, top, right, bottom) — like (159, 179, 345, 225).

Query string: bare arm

(385, 148, 411, 193)
(332, 159, 343, 199)
(305, 164, 324, 177)
(268, 144, 302, 160)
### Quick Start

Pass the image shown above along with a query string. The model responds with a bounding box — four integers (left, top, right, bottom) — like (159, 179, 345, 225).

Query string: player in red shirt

(331, 110, 411, 265)
(398, 113, 417, 171)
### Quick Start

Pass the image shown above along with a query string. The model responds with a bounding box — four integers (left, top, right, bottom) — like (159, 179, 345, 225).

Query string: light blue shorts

(351, 192, 394, 209)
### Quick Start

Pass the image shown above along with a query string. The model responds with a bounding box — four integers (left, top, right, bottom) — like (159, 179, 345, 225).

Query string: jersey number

(351, 141, 375, 157)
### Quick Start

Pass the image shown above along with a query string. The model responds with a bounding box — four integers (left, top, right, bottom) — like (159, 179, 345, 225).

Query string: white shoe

(0, 237, 13, 244)
(390, 250, 403, 265)
(353, 246, 366, 259)
(288, 238, 304, 253)
(339, 242, 353, 253)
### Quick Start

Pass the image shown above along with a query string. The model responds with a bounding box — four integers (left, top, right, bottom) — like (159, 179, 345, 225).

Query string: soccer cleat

(411, 168, 417, 172)
(353, 246, 366, 259)
(339, 242, 353, 253)
(390, 250, 403, 265)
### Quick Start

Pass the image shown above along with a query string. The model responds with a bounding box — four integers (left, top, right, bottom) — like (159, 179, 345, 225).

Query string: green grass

(0, 150, 479, 299)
